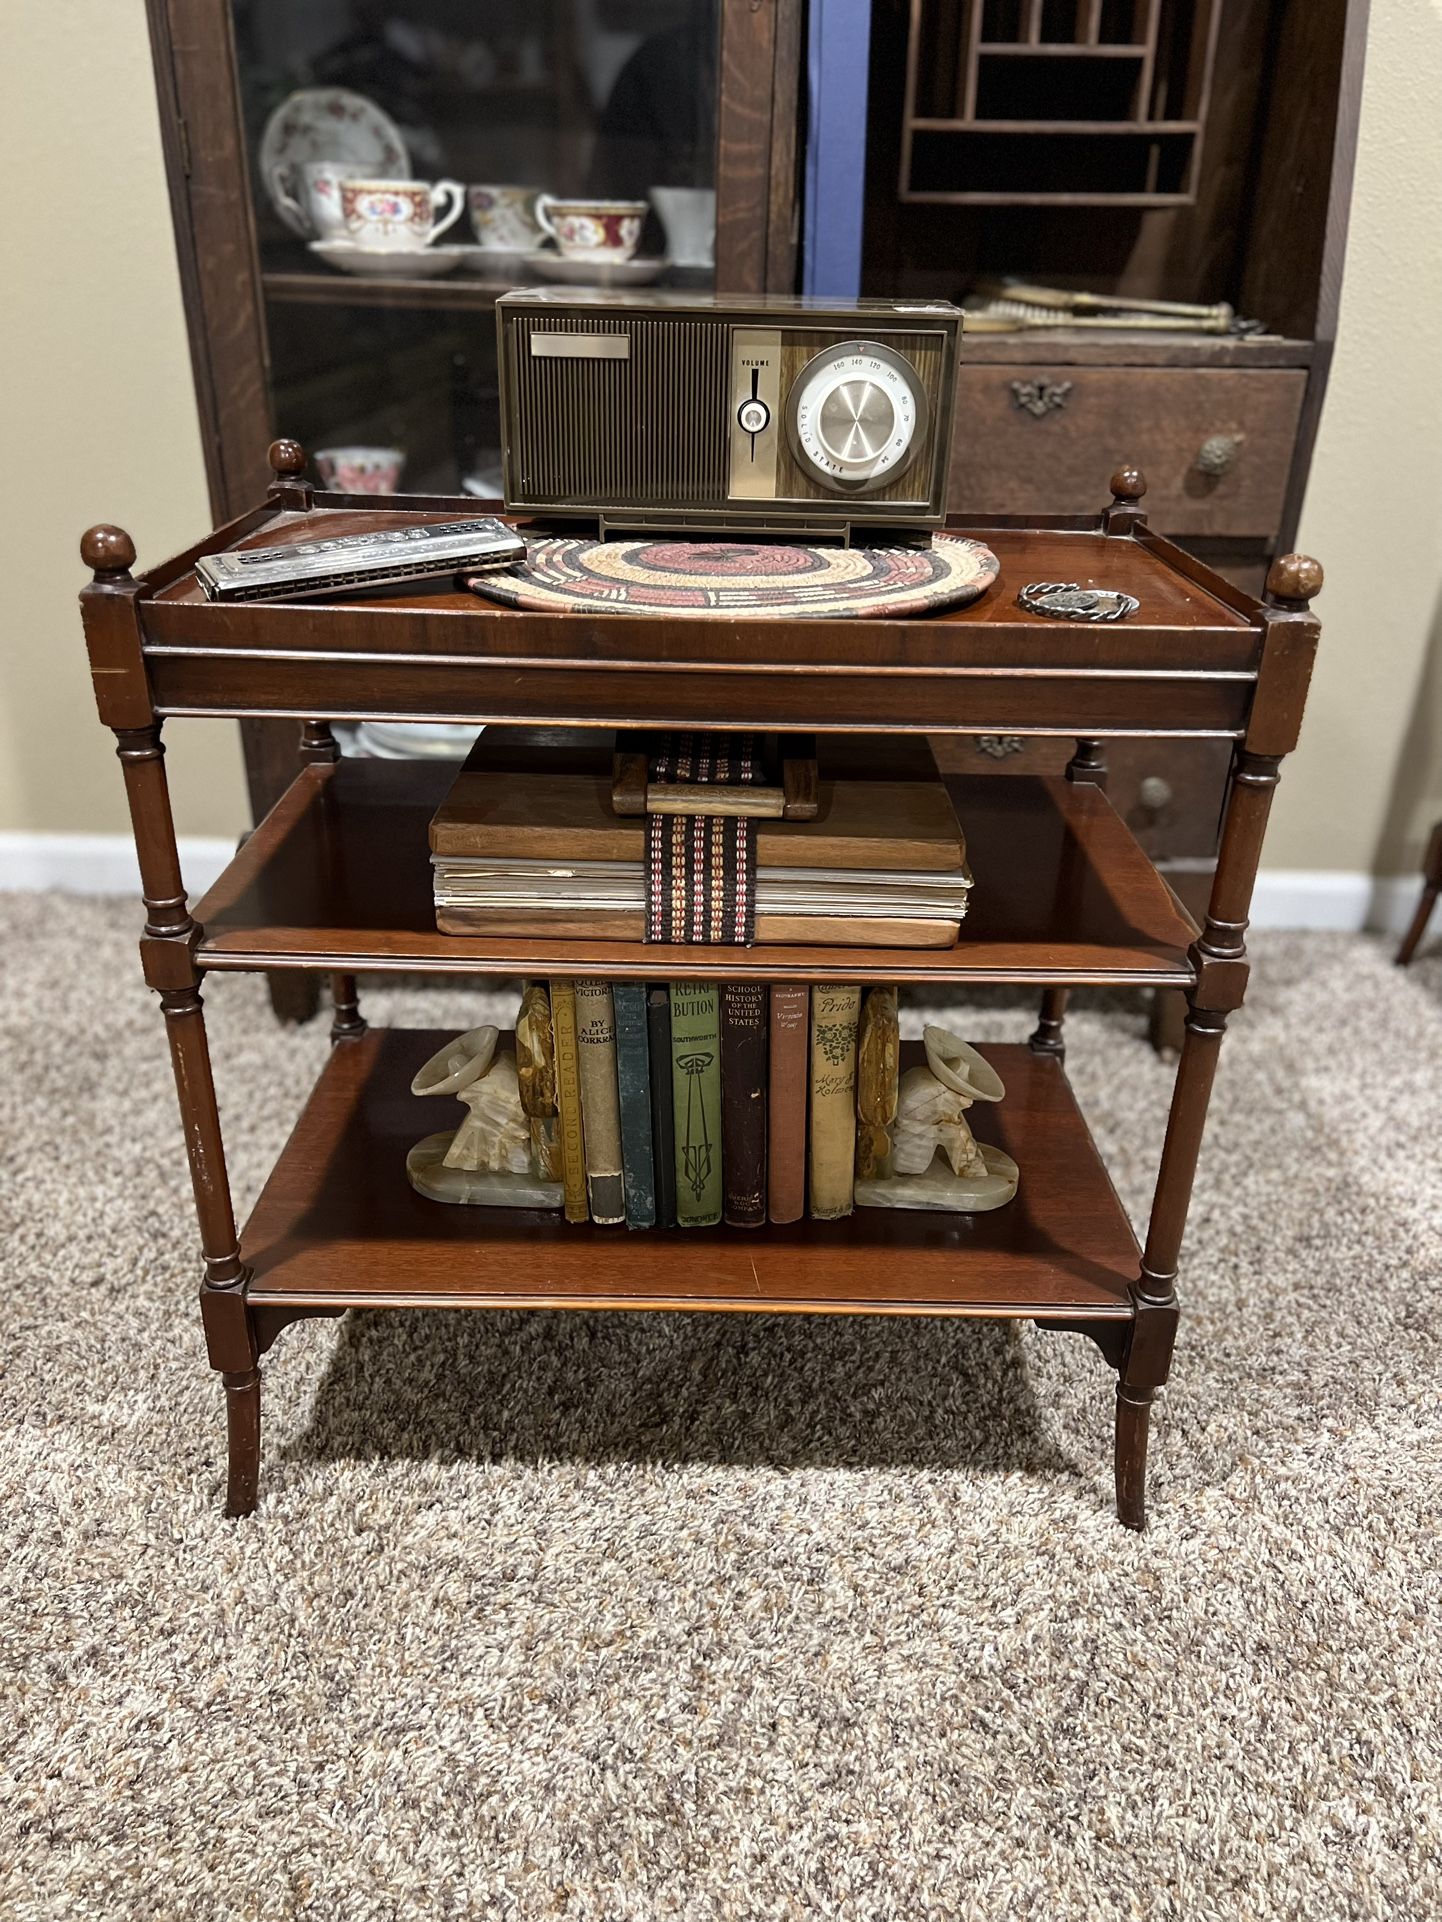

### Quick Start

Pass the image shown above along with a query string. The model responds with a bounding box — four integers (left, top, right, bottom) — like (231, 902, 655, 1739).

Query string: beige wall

(0, 1, 247, 841)
(3, 4, 1440, 875)
(1271, 0, 1442, 875)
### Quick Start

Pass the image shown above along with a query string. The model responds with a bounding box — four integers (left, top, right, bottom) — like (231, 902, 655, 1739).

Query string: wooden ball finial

(1265, 552, 1324, 606)
(268, 437, 307, 478)
(80, 524, 136, 577)
(1110, 466, 1147, 503)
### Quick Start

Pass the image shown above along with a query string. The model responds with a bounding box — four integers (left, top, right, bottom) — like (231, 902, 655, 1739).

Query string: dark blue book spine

(647, 984, 677, 1229)
(613, 982, 656, 1229)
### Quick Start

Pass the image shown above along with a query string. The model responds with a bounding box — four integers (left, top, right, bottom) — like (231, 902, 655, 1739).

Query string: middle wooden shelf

(192, 755, 1200, 986)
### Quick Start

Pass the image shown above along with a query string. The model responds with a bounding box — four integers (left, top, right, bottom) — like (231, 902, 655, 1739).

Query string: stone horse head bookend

(855, 1024, 1019, 1213)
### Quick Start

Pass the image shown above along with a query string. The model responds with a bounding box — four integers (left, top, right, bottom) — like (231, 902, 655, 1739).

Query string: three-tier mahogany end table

(79, 443, 1322, 1529)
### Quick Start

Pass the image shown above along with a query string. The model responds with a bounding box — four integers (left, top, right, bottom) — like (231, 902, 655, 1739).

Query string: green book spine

(612, 981, 656, 1229)
(574, 978, 625, 1225)
(669, 981, 722, 1228)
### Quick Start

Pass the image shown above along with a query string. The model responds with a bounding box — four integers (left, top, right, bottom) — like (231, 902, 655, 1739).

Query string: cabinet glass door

(230, 0, 721, 496)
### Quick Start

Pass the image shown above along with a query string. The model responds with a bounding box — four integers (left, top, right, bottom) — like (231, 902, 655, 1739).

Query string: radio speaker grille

(507, 313, 729, 508)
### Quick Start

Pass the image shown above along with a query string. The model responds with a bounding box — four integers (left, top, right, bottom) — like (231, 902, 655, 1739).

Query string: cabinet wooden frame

(144, 0, 804, 1014)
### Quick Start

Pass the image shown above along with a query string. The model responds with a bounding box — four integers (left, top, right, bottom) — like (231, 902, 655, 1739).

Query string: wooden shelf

(243, 1029, 1140, 1318)
(263, 271, 514, 312)
(191, 758, 1201, 986)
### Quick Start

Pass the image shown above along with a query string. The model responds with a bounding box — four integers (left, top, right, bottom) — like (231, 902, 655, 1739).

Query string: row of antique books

(549, 978, 872, 1228)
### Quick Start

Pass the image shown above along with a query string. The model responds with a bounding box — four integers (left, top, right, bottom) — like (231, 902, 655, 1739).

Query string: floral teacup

(468, 184, 544, 252)
(314, 446, 406, 494)
(271, 160, 352, 240)
(535, 196, 648, 262)
(340, 178, 465, 249)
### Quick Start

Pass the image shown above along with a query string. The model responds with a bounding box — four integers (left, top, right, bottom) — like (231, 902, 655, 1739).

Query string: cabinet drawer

(949, 368, 1306, 537)
(932, 735, 1233, 862)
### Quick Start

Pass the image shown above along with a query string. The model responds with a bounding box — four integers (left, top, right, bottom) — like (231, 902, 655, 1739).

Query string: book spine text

(549, 978, 589, 1223)
(809, 985, 861, 1220)
(669, 981, 723, 1228)
(574, 979, 625, 1224)
(767, 984, 809, 1224)
(720, 981, 768, 1227)
(647, 984, 677, 1229)
(612, 981, 656, 1229)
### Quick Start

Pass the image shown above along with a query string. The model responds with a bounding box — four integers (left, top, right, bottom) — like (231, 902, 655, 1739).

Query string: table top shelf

(243, 1028, 1140, 1318)
(191, 757, 1200, 986)
(123, 500, 1266, 741)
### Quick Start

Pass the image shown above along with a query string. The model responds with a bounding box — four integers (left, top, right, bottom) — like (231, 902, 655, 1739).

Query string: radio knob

(737, 397, 771, 435)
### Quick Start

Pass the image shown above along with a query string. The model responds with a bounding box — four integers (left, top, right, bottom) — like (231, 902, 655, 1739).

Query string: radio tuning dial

(787, 339, 930, 495)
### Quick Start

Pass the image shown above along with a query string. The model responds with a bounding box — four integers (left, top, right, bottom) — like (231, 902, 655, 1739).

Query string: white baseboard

(0, 831, 234, 898)
(1249, 870, 1419, 936)
(0, 833, 1424, 937)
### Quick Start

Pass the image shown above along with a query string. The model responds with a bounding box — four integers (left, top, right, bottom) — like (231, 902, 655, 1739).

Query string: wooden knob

(268, 437, 307, 479)
(80, 524, 136, 577)
(1266, 552, 1324, 605)
(1110, 465, 1147, 503)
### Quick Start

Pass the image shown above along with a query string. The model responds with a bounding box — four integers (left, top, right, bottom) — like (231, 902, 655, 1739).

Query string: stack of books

(430, 729, 972, 948)
(547, 978, 870, 1229)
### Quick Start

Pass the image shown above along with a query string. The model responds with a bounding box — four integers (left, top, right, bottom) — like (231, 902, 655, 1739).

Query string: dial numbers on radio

(787, 341, 928, 494)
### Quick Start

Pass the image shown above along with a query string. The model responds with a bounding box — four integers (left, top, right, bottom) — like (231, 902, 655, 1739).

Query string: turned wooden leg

(1114, 1383, 1154, 1530)
(330, 971, 367, 1042)
(1396, 821, 1442, 966)
(1029, 987, 1069, 1060)
(223, 1368, 262, 1518)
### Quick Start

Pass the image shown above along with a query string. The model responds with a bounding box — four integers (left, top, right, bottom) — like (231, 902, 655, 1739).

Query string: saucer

(529, 252, 668, 287)
(455, 245, 537, 278)
(310, 240, 467, 278)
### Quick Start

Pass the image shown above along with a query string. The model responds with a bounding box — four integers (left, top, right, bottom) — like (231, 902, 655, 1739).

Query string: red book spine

(767, 984, 809, 1224)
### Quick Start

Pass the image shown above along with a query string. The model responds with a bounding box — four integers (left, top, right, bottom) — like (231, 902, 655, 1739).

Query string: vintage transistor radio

(496, 291, 962, 540)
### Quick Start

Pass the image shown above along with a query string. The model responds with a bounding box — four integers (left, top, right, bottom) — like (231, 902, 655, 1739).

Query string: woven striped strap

(643, 733, 760, 946)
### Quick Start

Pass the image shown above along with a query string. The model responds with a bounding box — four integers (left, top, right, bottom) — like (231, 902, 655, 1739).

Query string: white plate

(310, 241, 467, 279)
(529, 253, 669, 286)
(355, 722, 484, 761)
(260, 88, 411, 236)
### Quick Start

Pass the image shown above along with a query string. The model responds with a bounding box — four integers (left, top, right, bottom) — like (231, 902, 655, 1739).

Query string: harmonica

(196, 516, 525, 603)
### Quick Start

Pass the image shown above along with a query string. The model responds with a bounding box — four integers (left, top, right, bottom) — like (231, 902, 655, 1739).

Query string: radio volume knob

(737, 397, 771, 435)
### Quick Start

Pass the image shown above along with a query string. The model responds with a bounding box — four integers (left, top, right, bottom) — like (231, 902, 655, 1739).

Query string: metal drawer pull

(1196, 433, 1244, 477)
(1010, 379, 1072, 418)
(1138, 776, 1173, 811)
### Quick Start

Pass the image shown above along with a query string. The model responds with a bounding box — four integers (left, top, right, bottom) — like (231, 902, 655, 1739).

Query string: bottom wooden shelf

(242, 1030, 1141, 1320)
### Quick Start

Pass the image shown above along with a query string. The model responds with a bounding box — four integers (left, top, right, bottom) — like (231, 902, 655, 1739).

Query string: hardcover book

(809, 985, 862, 1220)
(548, 978, 589, 1223)
(647, 985, 678, 1229)
(720, 981, 768, 1227)
(574, 979, 625, 1225)
(767, 984, 809, 1224)
(669, 981, 723, 1228)
(612, 982, 656, 1229)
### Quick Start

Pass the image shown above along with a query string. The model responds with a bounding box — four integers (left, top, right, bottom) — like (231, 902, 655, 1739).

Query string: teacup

(649, 187, 715, 268)
(315, 446, 406, 494)
(469, 184, 544, 252)
(535, 196, 648, 263)
(271, 160, 353, 240)
(340, 178, 465, 250)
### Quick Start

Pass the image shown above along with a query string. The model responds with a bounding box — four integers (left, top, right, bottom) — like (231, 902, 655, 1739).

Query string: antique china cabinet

(146, 0, 1363, 1030)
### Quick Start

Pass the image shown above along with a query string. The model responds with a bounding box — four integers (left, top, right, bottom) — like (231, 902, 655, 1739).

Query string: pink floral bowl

(315, 446, 405, 494)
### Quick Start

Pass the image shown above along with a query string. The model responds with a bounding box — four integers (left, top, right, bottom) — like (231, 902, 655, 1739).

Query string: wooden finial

(269, 437, 307, 479)
(80, 524, 136, 579)
(1110, 465, 1147, 504)
(1265, 553, 1324, 608)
